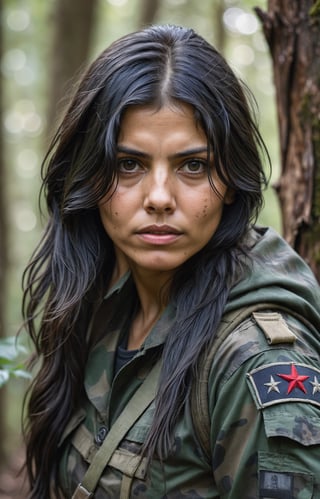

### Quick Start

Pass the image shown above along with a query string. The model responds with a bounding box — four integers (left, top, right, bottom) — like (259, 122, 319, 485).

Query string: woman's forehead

(118, 102, 207, 139)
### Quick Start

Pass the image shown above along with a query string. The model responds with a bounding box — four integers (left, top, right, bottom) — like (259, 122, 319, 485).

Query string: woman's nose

(143, 166, 176, 214)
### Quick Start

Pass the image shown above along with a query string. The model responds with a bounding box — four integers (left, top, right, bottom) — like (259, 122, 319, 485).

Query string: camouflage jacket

(58, 227, 320, 498)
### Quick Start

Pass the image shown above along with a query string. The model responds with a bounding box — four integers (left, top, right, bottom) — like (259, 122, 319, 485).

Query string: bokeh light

(107, 0, 128, 6)
(6, 9, 31, 32)
(16, 149, 39, 179)
(223, 7, 258, 35)
(12, 204, 37, 232)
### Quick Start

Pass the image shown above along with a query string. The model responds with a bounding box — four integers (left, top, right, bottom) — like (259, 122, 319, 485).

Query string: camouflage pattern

(58, 227, 320, 498)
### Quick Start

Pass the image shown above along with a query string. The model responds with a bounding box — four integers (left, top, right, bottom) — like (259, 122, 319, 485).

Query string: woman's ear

(224, 188, 236, 205)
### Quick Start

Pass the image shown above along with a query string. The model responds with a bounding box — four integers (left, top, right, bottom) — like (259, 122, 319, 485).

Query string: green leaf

(0, 336, 28, 362)
(0, 370, 10, 388)
(0, 337, 31, 386)
(12, 369, 32, 380)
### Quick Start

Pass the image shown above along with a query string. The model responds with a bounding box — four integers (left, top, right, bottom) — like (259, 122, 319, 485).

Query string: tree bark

(256, 0, 320, 280)
(47, 0, 98, 137)
(139, 0, 161, 28)
(0, 0, 7, 465)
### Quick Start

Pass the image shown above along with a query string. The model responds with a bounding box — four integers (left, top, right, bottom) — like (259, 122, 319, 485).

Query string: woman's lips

(136, 225, 182, 244)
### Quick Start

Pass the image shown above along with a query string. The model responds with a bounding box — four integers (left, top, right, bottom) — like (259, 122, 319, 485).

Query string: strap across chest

(71, 360, 161, 498)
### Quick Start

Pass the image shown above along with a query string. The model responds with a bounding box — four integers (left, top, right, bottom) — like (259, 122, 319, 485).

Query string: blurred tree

(256, 0, 320, 280)
(212, 0, 227, 53)
(139, 0, 161, 27)
(0, 0, 7, 465)
(47, 0, 98, 139)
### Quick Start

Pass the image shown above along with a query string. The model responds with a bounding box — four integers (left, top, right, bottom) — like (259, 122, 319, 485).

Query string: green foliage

(0, 336, 31, 388)
(310, 0, 320, 17)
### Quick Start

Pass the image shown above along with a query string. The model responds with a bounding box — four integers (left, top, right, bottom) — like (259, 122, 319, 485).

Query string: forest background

(1, 0, 318, 494)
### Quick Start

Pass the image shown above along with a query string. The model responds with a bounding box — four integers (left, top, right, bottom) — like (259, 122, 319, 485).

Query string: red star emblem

(277, 364, 309, 394)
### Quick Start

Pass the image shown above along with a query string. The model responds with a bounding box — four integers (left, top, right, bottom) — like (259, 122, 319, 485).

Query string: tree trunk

(139, 0, 161, 27)
(47, 0, 98, 137)
(213, 0, 227, 54)
(0, 0, 7, 465)
(256, 0, 320, 280)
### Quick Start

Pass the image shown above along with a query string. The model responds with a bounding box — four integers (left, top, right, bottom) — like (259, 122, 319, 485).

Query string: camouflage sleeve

(208, 315, 320, 499)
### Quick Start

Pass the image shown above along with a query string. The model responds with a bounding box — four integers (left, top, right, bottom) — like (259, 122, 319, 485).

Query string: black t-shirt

(114, 335, 138, 375)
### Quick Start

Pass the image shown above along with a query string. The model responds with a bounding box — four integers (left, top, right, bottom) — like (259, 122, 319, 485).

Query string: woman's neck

(126, 268, 172, 350)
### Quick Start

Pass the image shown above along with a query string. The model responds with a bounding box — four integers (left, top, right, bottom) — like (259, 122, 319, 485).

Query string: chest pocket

(71, 400, 155, 480)
(71, 423, 148, 480)
(70, 420, 150, 499)
(70, 361, 161, 499)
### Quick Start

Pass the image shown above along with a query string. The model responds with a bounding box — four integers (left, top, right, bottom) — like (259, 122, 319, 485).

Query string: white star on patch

(264, 375, 281, 394)
(309, 376, 320, 395)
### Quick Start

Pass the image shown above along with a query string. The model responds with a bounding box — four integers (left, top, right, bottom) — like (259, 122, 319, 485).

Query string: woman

(22, 25, 320, 498)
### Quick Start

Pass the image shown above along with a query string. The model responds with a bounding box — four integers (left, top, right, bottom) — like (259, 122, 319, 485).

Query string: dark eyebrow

(117, 145, 209, 159)
(170, 147, 209, 159)
(117, 146, 151, 158)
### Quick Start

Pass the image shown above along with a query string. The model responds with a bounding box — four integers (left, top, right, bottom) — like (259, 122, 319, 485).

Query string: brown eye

(118, 159, 141, 172)
(180, 160, 206, 174)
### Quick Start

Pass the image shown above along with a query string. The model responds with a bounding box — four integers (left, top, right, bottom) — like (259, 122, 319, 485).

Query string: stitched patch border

(247, 362, 320, 409)
(259, 470, 293, 499)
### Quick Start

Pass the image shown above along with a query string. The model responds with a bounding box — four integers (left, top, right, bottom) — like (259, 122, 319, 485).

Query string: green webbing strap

(71, 360, 161, 499)
(190, 303, 299, 461)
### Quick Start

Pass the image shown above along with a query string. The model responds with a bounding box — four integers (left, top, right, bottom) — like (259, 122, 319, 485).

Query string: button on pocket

(95, 425, 108, 446)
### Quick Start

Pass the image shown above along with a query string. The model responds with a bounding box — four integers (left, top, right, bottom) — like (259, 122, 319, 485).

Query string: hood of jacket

(224, 226, 320, 331)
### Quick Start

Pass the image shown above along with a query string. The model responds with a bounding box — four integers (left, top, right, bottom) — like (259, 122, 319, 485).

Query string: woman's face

(99, 103, 233, 277)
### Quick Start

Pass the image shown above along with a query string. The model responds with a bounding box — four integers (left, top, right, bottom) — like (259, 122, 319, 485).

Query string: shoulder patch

(247, 362, 320, 408)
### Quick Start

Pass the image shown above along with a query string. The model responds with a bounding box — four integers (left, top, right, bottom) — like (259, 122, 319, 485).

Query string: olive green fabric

(190, 307, 299, 462)
(58, 227, 320, 498)
(71, 360, 161, 497)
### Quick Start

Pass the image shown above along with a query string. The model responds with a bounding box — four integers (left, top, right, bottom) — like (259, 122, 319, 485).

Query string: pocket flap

(262, 404, 320, 446)
(71, 423, 147, 479)
(108, 448, 147, 479)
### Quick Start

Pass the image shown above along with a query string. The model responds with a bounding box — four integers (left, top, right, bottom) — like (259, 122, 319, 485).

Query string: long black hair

(22, 25, 269, 497)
